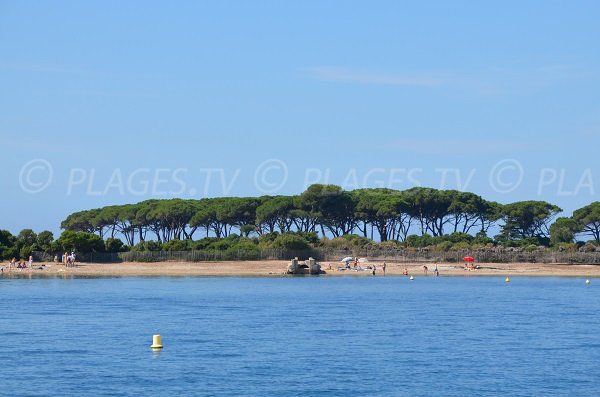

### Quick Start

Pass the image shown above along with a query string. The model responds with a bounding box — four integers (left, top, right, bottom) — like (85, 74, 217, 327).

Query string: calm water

(1, 275, 599, 396)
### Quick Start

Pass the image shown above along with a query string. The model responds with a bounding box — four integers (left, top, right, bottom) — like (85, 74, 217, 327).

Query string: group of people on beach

(463, 263, 480, 271)
(2, 252, 77, 273)
(421, 265, 439, 277)
(6, 256, 33, 270)
(333, 258, 440, 277)
(54, 252, 76, 267)
(3, 256, 34, 273)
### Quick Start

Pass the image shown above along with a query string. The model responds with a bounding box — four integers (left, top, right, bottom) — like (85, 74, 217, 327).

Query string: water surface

(1, 276, 599, 396)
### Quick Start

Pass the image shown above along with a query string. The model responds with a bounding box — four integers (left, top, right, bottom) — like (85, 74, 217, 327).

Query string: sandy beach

(2, 260, 600, 277)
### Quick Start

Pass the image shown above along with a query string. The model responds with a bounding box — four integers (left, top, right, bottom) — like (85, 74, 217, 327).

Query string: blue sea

(1, 276, 599, 396)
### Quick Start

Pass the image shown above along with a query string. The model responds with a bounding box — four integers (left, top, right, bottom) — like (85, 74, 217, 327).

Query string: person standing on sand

(28, 255, 33, 269)
(434, 264, 439, 277)
(372, 264, 376, 276)
(382, 262, 386, 276)
(423, 265, 428, 276)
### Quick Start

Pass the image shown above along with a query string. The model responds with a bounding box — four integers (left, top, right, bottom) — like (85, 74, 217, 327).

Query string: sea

(1, 275, 599, 396)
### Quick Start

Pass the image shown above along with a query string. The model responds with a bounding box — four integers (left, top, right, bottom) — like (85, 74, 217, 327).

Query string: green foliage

(226, 240, 259, 253)
(549, 217, 580, 246)
(523, 244, 539, 253)
(580, 241, 598, 252)
(271, 234, 311, 250)
(56, 231, 105, 253)
(161, 239, 193, 251)
(473, 231, 494, 246)
(320, 234, 373, 249)
(45, 184, 600, 254)
(572, 202, 600, 243)
(36, 231, 54, 253)
(131, 240, 162, 252)
(452, 241, 472, 250)
(499, 201, 561, 240)
(239, 224, 256, 237)
(379, 240, 401, 250)
(497, 236, 545, 248)
(435, 241, 454, 252)
(556, 242, 577, 252)
(405, 234, 435, 248)
(0, 230, 18, 259)
(105, 238, 127, 253)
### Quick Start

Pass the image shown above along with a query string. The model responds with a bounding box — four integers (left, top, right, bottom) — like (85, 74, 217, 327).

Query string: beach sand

(3, 260, 600, 277)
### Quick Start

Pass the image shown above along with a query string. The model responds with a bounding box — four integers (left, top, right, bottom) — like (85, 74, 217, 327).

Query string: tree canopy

(9, 184, 600, 258)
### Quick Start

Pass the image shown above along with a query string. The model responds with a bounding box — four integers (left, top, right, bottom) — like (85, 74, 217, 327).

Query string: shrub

(131, 240, 163, 252)
(105, 238, 127, 253)
(161, 239, 192, 251)
(55, 231, 105, 253)
(452, 241, 472, 250)
(580, 242, 598, 253)
(379, 240, 401, 250)
(405, 234, 435, 248)
(271, 234, 310, 250)
(434, 241, 453, 252)
(523, 244, 539, 253)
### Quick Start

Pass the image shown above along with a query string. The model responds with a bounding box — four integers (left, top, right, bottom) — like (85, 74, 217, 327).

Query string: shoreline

(2, 260, 599, 278)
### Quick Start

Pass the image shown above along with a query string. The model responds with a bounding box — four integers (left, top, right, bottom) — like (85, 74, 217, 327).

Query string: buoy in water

(409, 276, 414, 280)
(586, 279, 591, 284)
(505, 277, 510, 283)
(150, 334, 163, 350)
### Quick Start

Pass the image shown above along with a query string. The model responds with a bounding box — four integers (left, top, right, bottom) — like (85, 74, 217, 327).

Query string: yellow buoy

(150, 334, 163, 350)
(505, 277, 510, 283)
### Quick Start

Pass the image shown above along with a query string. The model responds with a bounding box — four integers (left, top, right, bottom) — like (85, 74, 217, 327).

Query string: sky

(1, 0, 600, 236)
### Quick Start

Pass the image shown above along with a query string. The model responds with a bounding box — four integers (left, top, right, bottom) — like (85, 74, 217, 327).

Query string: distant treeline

(2, 185, 600, 260)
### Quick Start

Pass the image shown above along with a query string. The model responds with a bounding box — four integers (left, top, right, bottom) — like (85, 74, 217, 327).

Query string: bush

(192, 237, 222, 250)
(55, 231, 105, 253)
(340, 234, 373, 248)
(379, 240, 401, 250)
(580, 242, 598, 253)
(319, 236, 352, 250)
(227, 240, 259, 253)
(161, 239, 192, 251)
(434, 241, 453, 252)
(556, 243, 577, 252)
(452, 241, 472, 250)
(105, 238, 127, 253)
(446, 232, 473, 244)
(472, 231, 494, 246)
(271, 234, 310, 250)
(293, 231, 319, 245)
(405, 234, 435, 248)
(131, 240, 163, 252)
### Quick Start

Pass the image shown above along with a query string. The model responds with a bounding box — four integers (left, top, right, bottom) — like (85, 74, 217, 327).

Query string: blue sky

(1, 0, 600, 235)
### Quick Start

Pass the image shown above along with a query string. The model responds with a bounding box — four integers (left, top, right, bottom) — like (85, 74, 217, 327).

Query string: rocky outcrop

(286, 257, 322, 275)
